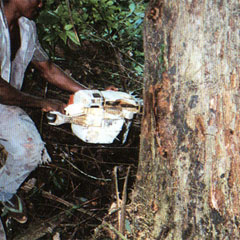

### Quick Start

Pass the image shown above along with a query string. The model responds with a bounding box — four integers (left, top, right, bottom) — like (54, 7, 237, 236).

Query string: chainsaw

(47, 90, 142, 144)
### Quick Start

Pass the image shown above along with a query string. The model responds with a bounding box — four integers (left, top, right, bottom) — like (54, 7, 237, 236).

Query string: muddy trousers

(0, 104, 50, 202)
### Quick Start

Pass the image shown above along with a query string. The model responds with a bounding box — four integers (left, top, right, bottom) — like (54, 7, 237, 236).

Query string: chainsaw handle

(46, 112, 57, 123)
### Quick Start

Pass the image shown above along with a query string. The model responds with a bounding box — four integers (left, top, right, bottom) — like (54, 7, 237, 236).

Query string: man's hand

(40, 99, 67, 114)
(0, 79, 67, 112)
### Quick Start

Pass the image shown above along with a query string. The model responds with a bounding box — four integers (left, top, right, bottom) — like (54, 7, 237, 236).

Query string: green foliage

(37, 0, 146, 92)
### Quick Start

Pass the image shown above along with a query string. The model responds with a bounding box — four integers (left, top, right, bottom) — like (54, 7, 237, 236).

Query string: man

(0, 0, 113, 225)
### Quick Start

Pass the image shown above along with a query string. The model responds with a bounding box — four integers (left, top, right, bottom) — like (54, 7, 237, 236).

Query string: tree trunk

(132, 0, 240, 239)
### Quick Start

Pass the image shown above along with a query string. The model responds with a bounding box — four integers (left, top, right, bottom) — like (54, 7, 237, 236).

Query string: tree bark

(133, 0, 240, 239)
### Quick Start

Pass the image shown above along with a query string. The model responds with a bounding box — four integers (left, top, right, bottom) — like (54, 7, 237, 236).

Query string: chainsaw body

(48, 90, 141, 144)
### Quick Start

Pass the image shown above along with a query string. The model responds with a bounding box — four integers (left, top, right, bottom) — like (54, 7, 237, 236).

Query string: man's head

(4, 0, 43, 20)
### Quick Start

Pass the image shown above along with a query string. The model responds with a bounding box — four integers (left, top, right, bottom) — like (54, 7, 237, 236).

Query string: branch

(119, 166, 131, 234)
(65, 0, 81, 45)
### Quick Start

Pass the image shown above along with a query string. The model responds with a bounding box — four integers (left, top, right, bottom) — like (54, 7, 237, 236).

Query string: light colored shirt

(0, 0, 48, 90)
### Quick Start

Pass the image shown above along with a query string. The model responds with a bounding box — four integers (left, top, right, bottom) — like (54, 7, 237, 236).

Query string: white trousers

(0, 104, 50, 202)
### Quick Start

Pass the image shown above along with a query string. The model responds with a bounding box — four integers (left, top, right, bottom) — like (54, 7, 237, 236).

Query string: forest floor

(1, 44, 141, 240)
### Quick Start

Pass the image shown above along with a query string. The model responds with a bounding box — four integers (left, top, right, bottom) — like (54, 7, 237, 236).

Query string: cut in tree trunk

(132, 0, 240, 239)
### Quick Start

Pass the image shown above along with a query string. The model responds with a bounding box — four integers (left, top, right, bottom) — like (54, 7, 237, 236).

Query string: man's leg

(0, 104, 50, 202)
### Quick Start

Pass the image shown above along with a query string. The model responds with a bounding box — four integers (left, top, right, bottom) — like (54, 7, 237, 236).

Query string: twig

(42, 190, 129, 240)
(114, 49, 127, 91)
(49, 142, 139, 150)
(113, 166, 121, 231)
(102, 221, 129, 240)
(120, 166, 131, 234)
(65, 158, 112, 182)
(41, 190, 96, 218)
(46, 164, 87, 181)
(65, 0, 81, 45)
(43, 123, 75, 136)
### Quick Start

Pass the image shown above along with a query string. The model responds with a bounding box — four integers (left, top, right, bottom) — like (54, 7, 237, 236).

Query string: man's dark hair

(3, 0, 10, 3)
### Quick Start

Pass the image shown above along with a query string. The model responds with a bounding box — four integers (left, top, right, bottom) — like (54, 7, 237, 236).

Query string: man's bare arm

(32, 60, 119, 92)
(31, 60, 87, 93)
(0, 78, 66, 113)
